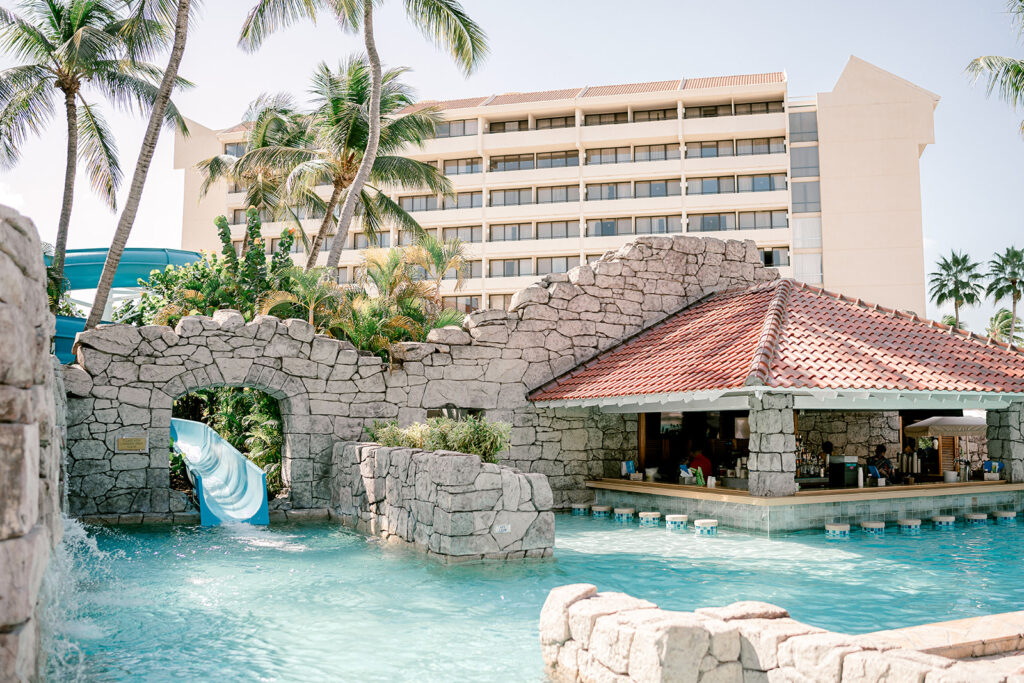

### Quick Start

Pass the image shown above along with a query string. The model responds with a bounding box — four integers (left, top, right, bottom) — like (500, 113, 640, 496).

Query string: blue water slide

(169, 418, 269, 526)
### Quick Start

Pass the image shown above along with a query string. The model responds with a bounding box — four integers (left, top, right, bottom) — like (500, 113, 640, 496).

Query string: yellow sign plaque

(115, 437, 148, 452)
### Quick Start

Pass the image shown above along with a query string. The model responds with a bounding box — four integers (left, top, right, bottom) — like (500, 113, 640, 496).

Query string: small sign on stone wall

(115, 436, 149, 452)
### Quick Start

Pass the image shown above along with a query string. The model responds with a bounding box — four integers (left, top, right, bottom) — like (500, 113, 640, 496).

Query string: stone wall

(65, 234, 774, 515)
(988, 402, 1024, 482)
(330, 442, 553, 561)
(747, 394, 798, 497)
(797, 409, 901, 464)
(539, 584, 1021, 682)
(0, 206, 65, 681)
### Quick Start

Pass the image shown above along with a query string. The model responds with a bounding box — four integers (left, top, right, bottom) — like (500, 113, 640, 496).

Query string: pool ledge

(870, 611, 1024, 660)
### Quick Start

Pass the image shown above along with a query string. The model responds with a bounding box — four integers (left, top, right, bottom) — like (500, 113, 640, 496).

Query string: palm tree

(988, 308, 1024, 345)
(86, 0, 195, 329)
(929, 251, 986, 329)
(237, 0, 488, 272)
(260, 266, 349, 329)
(940, 314, 965, 330)
(0, 0, 189, 283)
(967, 0, 1024, 137)
(203, 57, 448, 271)
(406, 232, 466, 308)
(987, 246, 1024, 337)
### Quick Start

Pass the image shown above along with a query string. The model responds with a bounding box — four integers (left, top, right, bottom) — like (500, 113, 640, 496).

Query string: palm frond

(77, 100, 122, 209)
(402, 0, 489, 75)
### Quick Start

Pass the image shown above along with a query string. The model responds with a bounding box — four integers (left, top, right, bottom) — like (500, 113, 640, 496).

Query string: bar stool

(932, 515, 955, 529)
(694, 519, 718, 536)
(898, 518, 922, 534)
(613, 507, 635, 523)
(591, 505, 611, 518)
(638, 511, 661, 527)
(665, 514, 688, 531)
(825, 523, 850, 538)
(861, 521, 885, 535)
(571, 503, 590, 516)
(994, 510, 1017, 525)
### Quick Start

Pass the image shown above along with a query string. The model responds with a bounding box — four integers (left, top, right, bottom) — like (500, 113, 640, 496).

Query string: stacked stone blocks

(988, 402, 1024, 483)
(747, 394, 798, 497)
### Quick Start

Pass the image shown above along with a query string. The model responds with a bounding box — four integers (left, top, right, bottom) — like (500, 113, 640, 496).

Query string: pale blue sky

(1, 0, 1022, 330)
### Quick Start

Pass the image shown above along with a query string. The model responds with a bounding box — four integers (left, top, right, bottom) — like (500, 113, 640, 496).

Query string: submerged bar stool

(965, 512, 988, 525)
(591, 505, 611, 519)
(613, 507, 635, 523)
(898, 518, 922, 534)
(638, 511, 661, 527)
(571, 503, 590, 516)
(994, 510, 1017, 525)
(932, 515, 955, 529)
(666, 514, 688, 531)
(825, 523, 850, 538)
(861, 521, 885, 536)
(694, 519, 718, 536)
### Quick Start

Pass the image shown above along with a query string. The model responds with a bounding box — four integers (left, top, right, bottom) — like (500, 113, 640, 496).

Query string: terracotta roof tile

(487, 88, 584, 106)
(401, 96, 489, 113)
(221, 121, 253, 134)
(582, 80, 681, 98)
(530, 279, 1024, 402)
(682, 72, 785, 90)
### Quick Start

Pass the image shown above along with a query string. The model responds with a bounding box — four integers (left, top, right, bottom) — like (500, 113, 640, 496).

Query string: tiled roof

(221, 121, 253, 134)
(682, 72, 785, 89)
(530, 279, 1024, 403)
(402, 96, 489, 113)
(487, 88, 584, 106)
(582, 80, 682, 98)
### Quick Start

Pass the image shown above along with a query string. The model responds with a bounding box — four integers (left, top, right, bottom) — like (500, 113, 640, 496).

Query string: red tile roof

(530, 279, 1024, 403)
(487, 88, 585, 106)
(582, 80, 682, 98)
(682, 72, 786, 89)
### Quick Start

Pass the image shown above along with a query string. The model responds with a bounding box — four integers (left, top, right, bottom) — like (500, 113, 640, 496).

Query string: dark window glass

(536, 115, 575, 129)
(688, 213, 736, 232)
(759, 248, 790, 267)
(791, 146, 819, 178)
(792, 181, 821, 213)
(443, 192, 483, 209)
(489, 119, 528, 133)
(585, 146, 631, 165)
(489, 154, 535, 172)
(536, 150, 579, 168)
(633, 108, 678, 122)
(585, 182, 631, 201)
(636, 215, 683, 234)
(400, 195, 439, 212)
(443, 260, 482, 280)
(537, 185, 580, 203)
(584, 112, 628, 126)
(444, 157, 482, 175)
(442, 295, 480, 313)
(789, 112, 818, 142)
(586, 217, 632, 236)
(488, 258, 532, 277)
(734, 101, 784, 115)
(489, 188, 533, 207)
(442, 226, 482, 242)
(489, 223, 531, 241)
(635, 179, 681, 198)
(635, 143, 680, 162)
(536, 221, 579, 239)
(435, 119, 478, 138)
(737, 174, 786, 192)
(683, 104, 732, 119)
(224, 142, 245, 157)
(537, 256, 581, 275)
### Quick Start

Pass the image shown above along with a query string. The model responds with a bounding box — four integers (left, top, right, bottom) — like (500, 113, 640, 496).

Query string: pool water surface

(51, 514, 1024, 681)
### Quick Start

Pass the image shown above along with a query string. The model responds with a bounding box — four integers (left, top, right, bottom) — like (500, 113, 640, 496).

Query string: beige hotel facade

(174, 56, 938, 315)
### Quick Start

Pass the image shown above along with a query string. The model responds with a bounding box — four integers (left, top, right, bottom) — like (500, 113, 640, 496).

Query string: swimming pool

(49, 514, 1024, 681)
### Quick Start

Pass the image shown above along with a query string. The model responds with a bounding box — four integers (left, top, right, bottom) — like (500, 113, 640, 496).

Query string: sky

(1, 0, 1023, 331)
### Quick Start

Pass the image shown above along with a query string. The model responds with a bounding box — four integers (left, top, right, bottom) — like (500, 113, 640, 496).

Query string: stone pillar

(747, 394, 798, 497)
(987, 402, 1024, 482)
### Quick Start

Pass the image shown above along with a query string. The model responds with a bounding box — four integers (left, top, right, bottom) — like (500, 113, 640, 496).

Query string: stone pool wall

(540, 584, 1024, 682)
(330, 442, 554, 561)
(64, 234, 772, 517)
(0, 206, 66, 681)
(797, 410, 901, 465)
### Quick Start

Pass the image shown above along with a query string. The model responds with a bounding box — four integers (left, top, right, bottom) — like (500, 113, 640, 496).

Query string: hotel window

(489, 188, 532, 207)
(759, 247, 791, 267)
(536, 150, 579, 168)
(536, 115, 575, 129)
(320, 234, 335, 251)
(336, 267, 350, 284)
(400, 194, 438, 212)
(537, 185, 580, 203)
(231, 208, 247, 224)
(737, 173, 787, 192)
(635, 143, 681, 162)
(444, 157, 482, 175)
(399, 228, 437, 246)
(489, 223, 531, 241)
(488, 293, 513, 310)
(688, 212, 736, 232)
(635, 179, 682, 198)
(442, 226, 482, 243)
(734, 101, 784, 115)
(442, 295, 480, 313)
(686, 176, 736, 195)
(537, 255, 581, 275)
(585, 146, 631, 165)
(443, 260, 482, 280)
(489, 119, 527, 133)
(224, 142, 245, 157)
(634, 107, 678, 122)
(585, 182, 630, 201)
(489, 153, 534, 172)
(584, 111, 628, 126)
(792, 181, 821, 213)
(353, 232, 390, 249)
(435, 119, 478, 138)
(738, 210, 788, 230)
(683, 104, 732, 119)
(789, 111, 818, 142)
(736, 137, 785, 156)
(536, 220, 579, 239)
(271, 237, 301, 254)
(636, 215, 683, 234)
(790, 146, 819, 178)
(685, 140, 734, 159)
(586, 217, 632, 237)
(489, 258, 532, 277)
(443, 191, 483, 209)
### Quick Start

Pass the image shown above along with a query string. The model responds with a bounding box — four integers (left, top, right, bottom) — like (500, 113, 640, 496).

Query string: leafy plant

(364, 416, 510, 464)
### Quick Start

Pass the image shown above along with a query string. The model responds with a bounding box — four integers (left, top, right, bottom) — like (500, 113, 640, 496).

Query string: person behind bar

(867, 444, 896, 482)
(688, 443, 712, 478)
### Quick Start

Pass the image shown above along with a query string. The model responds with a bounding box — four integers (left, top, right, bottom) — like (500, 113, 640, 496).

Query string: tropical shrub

(365, 416, 511, 464)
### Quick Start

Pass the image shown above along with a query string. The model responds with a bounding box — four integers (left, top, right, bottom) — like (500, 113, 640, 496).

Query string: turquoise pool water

(52, 515, 1024, 681)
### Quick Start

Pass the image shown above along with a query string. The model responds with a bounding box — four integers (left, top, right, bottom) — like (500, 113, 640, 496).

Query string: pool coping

(870, 611, 1024, 660)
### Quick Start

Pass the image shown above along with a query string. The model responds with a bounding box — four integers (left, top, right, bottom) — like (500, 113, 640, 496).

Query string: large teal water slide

(170, 419, 270, 526)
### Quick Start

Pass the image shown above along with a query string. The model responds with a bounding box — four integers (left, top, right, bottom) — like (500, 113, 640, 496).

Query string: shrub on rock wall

(365, 416, 511, 464)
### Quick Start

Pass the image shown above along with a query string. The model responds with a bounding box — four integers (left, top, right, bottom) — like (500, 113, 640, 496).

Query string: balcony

(583, 195, 683, 216)
(481, 126, 577, 154)
(581, 158, 681, 181)
(413, 134, 481, 157)
(579, 119, 678, 145)
(486, 201, 580, 222)
(485, 164, 579, 188)
(683, 188, 789, 212)
(681, 112, 786, 138)
(683, 152, 788, 175)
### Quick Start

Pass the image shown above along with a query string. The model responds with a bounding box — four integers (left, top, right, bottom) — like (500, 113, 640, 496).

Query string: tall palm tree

(0, 0, 189, 284)
(967, 0, 1024, 136)
(929, 250, 986, 329)
(988, 308, 1024, 345)
(202, 57, 448, 271)
(86, 0, 196, 329)
(406, 232, 466, 308)
(987, 245, 1024, 337)
(237, 0, 488, 272)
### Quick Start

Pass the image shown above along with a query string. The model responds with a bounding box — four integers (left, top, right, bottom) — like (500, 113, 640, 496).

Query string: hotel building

(174, 56, 938, 315)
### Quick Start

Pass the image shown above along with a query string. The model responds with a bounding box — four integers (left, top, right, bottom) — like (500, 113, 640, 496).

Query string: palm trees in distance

(0, 0, 190, 285)
(987, 246, 1024, 337)
(988, 309, 1024, 345)
(967, 0, 1024, 136)
(199, 57, 449, 271)
(929, 247, 1024, 345)
(928, 251, 986, 330)
(236, 0, 488, 272)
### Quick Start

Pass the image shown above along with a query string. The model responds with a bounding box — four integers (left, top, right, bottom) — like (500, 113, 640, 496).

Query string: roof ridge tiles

(743, 279, 793, 387)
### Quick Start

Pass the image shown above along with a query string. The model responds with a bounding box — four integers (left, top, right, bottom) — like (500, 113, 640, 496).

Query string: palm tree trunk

(85, 0, 191, 329)
(52, 90, 78, 283)
(305, 181, 343, 271)
(954, 301, 961, 330)
(325, 0, 381, 271)
(1013, 295, 1019, 345)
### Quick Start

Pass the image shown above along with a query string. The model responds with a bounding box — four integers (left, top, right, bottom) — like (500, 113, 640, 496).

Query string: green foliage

(929, 250, 986, 328)
(365, 416, 511, 464)
(988, 308, 1024, 344)
(42, 244, 79, 316)
(966, 1, 1024, 137)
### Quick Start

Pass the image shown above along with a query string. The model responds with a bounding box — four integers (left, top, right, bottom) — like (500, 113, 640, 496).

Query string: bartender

(687, 443, 712, 478)
(821, 441, 834, 461)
